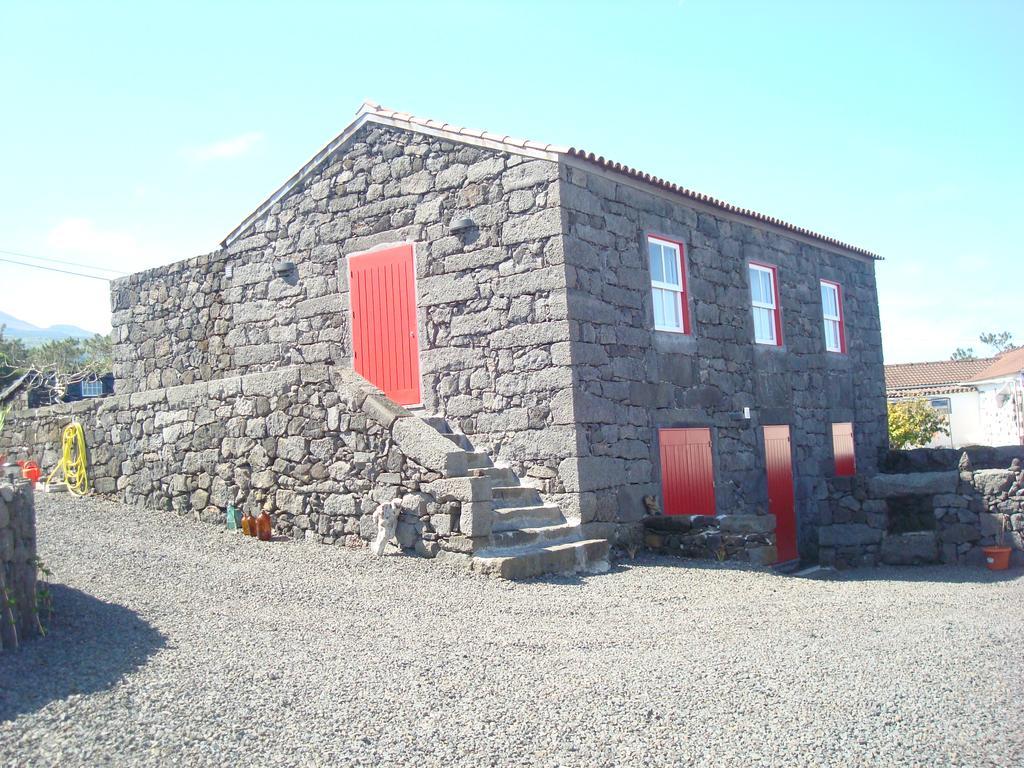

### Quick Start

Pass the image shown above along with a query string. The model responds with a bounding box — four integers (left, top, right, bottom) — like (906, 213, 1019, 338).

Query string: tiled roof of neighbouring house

(964, 347, 1024, 383)
(222, 101, 881, 260)
(885, 358, 994, 397)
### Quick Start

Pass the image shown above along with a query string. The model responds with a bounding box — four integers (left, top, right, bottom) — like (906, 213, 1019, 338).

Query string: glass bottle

(241, 510, 253, 536)
(257, 510, 272, 541)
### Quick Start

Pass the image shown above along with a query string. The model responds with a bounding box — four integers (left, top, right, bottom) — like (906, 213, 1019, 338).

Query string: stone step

(491, 503, 565, 532)
(469, 466, 516, 482)
(441, 432, 473, 450)
(491, 485, 543, 508)
(471, 538, 611, 580)
(420, 416, 452, 433)
(465, 451, 492, 470)
(487, 522, 581, 549)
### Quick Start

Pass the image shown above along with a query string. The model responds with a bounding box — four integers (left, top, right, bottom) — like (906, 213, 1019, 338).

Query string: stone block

(971, 469, 1014, 497)
(425, 477, 491, 504)
(880, 531, 939, 565)
(868, 472, 958, 498)
(361, 393, 410, 428)
(718, 514, 775, 535)
(324, 494, 357, 517)
(746, 545, 778, 566)
(939, 523, 981, 544)
(818, 524, 883, 547)
(392, 417, 468, 476)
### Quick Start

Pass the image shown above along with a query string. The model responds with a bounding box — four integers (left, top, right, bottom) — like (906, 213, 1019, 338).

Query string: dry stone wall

(558, 161, 887, 552)
(0, 480, 37, 649)
(0, 366, 479, 556)
(820, 452, 1024, 568)
(110, 124, 581, 512)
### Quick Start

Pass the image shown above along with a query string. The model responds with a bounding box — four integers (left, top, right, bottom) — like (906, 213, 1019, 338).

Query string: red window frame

(647, 234, 691, 335)
(832, 422, 856, 477)
(658, 427, 715, 516)
(749, 261, 782, 347)
(820, 279, 846, 354)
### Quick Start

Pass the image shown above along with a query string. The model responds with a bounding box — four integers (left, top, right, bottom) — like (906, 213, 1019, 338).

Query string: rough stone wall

(110, 124, 580, 507)
(642, 512, 776, 565)
(0, 480, 37, 649)
(820, 455, 1024, 568)
(558, 160, 887, 554)
(0, 366, 477, 556)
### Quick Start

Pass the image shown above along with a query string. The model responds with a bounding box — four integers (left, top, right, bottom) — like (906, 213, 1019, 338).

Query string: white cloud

(45, 217, 175, 270)
(182, 131, 264, 161)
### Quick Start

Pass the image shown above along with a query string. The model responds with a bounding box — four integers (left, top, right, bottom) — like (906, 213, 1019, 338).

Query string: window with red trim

(820, 280, 846, 353)
(832, 422, 856, 476)
(749, 263, 781, 346)
(647, 235, 690, 334)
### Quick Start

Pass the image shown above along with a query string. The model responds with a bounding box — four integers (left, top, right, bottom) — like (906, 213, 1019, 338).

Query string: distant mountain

(0, 311, 98, 347)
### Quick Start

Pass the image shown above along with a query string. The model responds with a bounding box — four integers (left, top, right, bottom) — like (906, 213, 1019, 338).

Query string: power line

(0, 256, 113, 282)
(0, 247, 128, 276)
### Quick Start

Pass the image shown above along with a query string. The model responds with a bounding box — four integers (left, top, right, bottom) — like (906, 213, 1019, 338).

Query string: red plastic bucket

(20, 461, 41, 483)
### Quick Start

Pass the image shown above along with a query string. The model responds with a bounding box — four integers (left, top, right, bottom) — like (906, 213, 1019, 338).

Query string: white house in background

(885, 349, 1024, 448)
(885, 358, 992, 447)
(962, 347, 1024, 447)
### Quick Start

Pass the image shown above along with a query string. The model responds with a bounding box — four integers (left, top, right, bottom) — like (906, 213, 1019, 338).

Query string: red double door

(347, 244, 421, 406)
(763, 425, 798, 563)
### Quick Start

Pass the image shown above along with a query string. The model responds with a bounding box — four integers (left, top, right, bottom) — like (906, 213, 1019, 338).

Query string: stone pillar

(0, 479, 38, 649)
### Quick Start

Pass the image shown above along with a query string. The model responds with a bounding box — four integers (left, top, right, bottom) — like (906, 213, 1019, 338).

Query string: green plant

(888, 399, 950, 449)
(34, 556, 53, 637)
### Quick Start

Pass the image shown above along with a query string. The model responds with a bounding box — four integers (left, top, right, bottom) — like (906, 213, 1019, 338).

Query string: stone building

(3, 102, 888, 576)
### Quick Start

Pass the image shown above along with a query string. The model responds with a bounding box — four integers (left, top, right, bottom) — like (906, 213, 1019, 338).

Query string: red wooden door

(659, 428, 715, 516)
(831, 422, 856, 477)
(348, 244, 421, 406)
(763, 425, 798, 563)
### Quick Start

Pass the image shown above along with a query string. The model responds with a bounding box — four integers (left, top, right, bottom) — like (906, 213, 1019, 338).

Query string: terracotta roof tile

(964, 347, 1024, 383)
(884, 358, 994, 396)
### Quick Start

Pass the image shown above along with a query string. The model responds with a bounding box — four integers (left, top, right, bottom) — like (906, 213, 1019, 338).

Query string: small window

(648, 235, 690, 334)
(832, 422, 856, 477)
(820, 280, 846, 353)
(81, 380, 103, 398)
(929, 397, 951, 414)
(749, 263, 781, 345)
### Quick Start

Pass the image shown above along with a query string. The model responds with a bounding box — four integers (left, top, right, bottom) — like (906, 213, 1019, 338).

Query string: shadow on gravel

(0, 584, 166, 722)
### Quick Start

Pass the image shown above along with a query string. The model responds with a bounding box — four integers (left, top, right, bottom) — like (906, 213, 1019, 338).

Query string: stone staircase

(419, 415, 610, 580)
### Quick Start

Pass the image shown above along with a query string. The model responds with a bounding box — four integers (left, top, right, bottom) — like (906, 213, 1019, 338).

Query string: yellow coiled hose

(46, 421, 90, 496)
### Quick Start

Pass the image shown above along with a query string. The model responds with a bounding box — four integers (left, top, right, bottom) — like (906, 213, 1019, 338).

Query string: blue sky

(0, 0, 1020, 363)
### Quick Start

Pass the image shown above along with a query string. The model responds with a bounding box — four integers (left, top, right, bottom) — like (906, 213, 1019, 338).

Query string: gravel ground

(1, 495, 1021, 767)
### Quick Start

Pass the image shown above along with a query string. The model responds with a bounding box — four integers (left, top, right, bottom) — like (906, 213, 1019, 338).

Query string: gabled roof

(884, 358, 993, 397)
(222, 101, 881, 260)
(964, 347, 1024, 383)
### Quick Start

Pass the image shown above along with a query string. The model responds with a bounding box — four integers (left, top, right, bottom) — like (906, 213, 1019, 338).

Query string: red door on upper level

(348, 244, 421, 406)
(763, 425, 798, 563)
(659, 428, 715, 516)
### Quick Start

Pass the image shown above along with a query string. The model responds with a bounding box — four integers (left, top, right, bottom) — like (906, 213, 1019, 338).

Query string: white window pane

(750, 267, 773, 306)
(663, 244, 679, 287)
(653, 288, 681, 330)
(665, 290, 680, 328)
(649, 241, 665, 283)
(754, 306, 775, 343)
(824, 319, 841, 350)
(821, 283, 838, 317)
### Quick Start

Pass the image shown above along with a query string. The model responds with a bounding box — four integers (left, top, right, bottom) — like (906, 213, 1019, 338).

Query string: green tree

(888, 399, 950, 449)
(0, 331, 113, 403)
(951, 330, 1015, 361)
(978, 331, 1014, 353)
